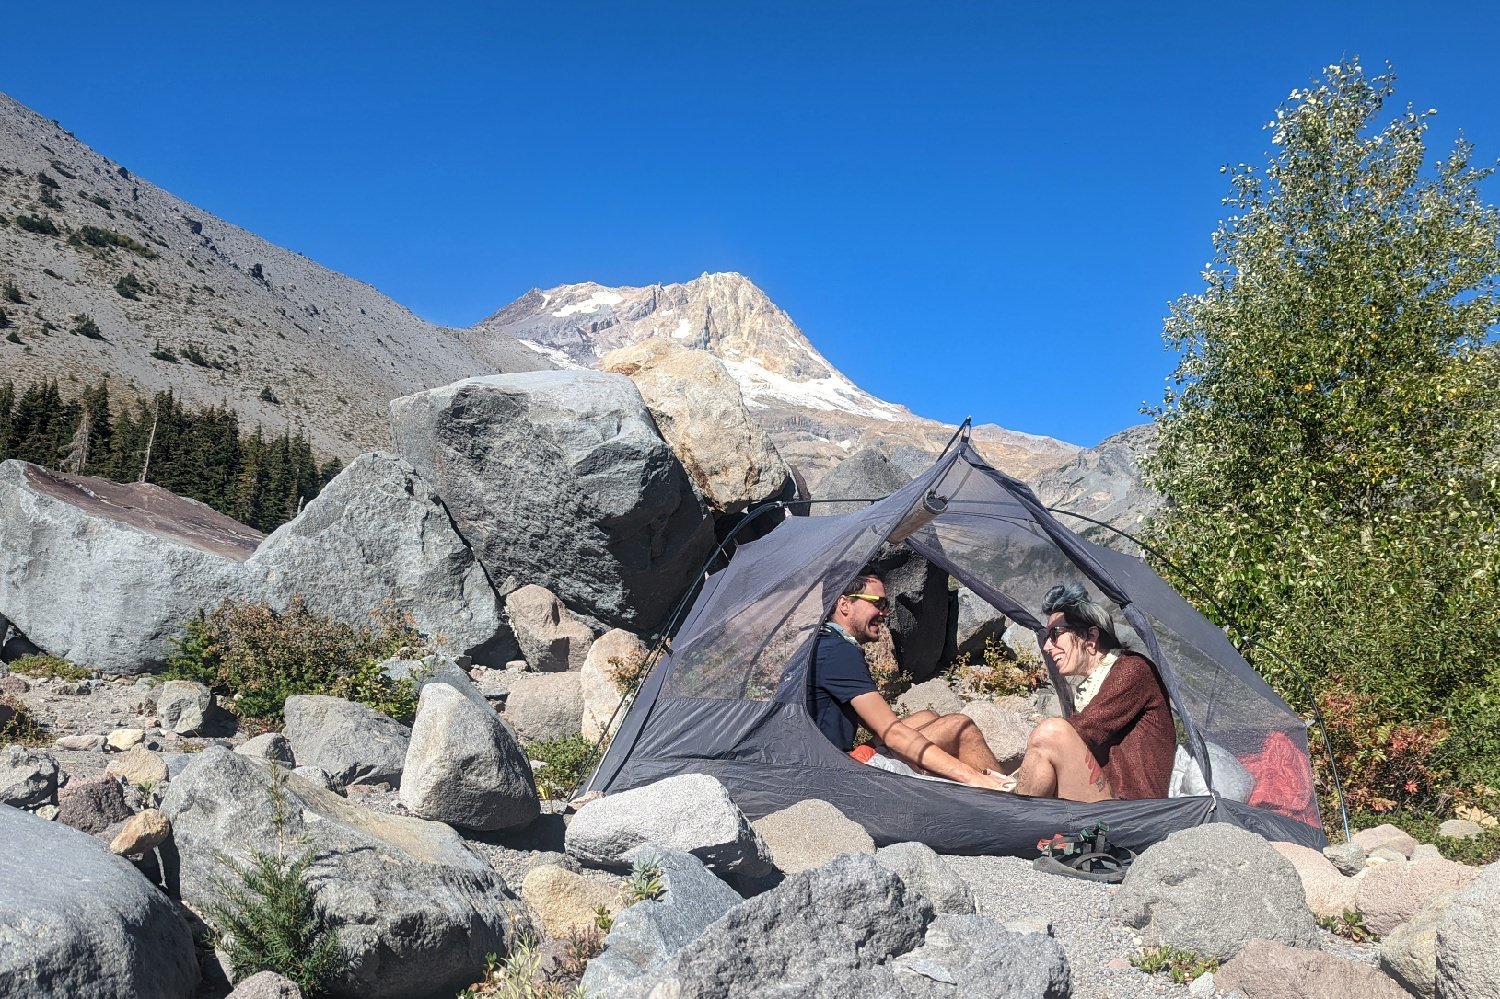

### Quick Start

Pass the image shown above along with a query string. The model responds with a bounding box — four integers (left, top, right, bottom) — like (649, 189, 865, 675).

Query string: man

(809, 569, 1010, 791)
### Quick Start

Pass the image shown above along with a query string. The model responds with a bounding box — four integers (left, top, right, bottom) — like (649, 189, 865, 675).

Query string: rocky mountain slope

(1032, 423, 1162, 550)
(475, 273, 1082, 484)
(0, 92, 550, 458)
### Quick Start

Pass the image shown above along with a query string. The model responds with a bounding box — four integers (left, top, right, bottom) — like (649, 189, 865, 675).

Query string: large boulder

(494, 670, 583, 743)
(56, 774, 132, 835)
(609, 855, 935, 998)
(1354, 855, 1479, 936)
(282, 695, 411, 790)
(389, 371, 714, 631)
(1, 744, 58, 808)
(867, 545, 952, 683)
(398, 682, 539, 831)
(1269, 841, 1362, 918)
(952, 587, 1008, 661)
(0, 804, 199, 998)
(249, 453, 511, 665)
(580, 846, 744, 996)
(160, 749, 527, 999)
(1379, 891, 1456, 999)
(1436, 859, 1500, 999)
(504, 585, 594, 672)
(1113, 823, 1320, 961)
(810, 446, 912, 517)
(1214, 938, 1410, 999)
(565, 773, 774, 892)
(960, 700, 1034, 769)
(1352, 823, 1418, 858)
(895, 678, 965, 718)
(889, 913, 1071, 998)
(750, 799, 875, 875)
(0, 461, 258, 673)
(580, 629, 647, 741)
(601, 339, 791, 515)
(874, 841, 976, 915)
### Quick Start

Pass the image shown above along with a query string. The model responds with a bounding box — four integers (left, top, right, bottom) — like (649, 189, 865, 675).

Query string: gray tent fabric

(588, 442, 1325, 855)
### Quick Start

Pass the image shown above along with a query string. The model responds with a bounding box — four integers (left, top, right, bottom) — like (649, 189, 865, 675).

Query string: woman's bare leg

(1010, 718, 1113, 801)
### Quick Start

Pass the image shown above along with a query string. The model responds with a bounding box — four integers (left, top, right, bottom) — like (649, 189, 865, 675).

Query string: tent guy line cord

(1047, 505, 1352, 842)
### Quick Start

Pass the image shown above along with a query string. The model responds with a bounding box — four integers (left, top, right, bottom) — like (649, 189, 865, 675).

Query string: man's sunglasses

(845, 593, 890, 613)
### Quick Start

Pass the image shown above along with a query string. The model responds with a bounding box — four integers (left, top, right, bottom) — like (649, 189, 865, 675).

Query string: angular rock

(399, 682, 539, 831)
(580, 628, 647, 741)
(226, 971, 304, 999)
(1353, 823, 1418, 858)
(1436, 860, 1500, 999)
(867, 545, 952, 682)
(292, 766, 338, 791)
(496, 669, 583, 743)
(601, 339, 791, 514)
(389, 372, 714, 631)
(1, 745, 58, 808)
(751, 799, 875, 875)
(105, 728, 144, 751)
(282, 694, 410, 790)
(160, 749, 525, 999)
(895, 679, 965, 718)
(383, 654, 494, 714)
(1114, 823, 1320, 961)
(0, 460, 259, 674)
(519, 864, 620, 938)
(615, 855, 933, 998)
(0, 804, 199, 998)
(235, 732, 295, 767)
(1322, 841, 1368, 876)
(1215, 938, 1409, 999)
(104, 746, 169, 788)
(1353, 855, 1479, 936)
(890, 913, 1071, 998)
(811, 446, 912, 517)
(1379, 891, 1455, 999)
(156, 679, 213, 734)
(109, 808, 171, 856)
(951, 587, 1009, 662)
(1413, 844, 1444, 862)
(1269, 841, 1361, 919)
(580, 846, 744, 996)
(505, 584, 595, 672)
(565, 773, 774, 892)
(874, 841, 976, 915)
(249, 452, 511, 665)
(960, 700, 1034, 768)
(56, 774, 131, 834)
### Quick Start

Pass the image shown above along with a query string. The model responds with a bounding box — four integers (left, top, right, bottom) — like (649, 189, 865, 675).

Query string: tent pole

(937, 416, 972, 459)
(1047, 506, 1353, 842)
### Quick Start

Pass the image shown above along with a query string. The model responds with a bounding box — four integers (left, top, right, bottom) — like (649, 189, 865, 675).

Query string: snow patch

(721, 357, 905, 422)
(552, 291, 623, 318)
(518, 340, 587, 370)
(672, 317, 692, 339)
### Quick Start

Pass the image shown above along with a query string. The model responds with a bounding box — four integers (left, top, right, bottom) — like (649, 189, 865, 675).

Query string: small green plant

(2, 280, 22, 304)
(0, 694, 45, 745)
(70, 314, 104, 339)
(524, 734, 603, 801)
(115, 272, 145, 299)
(260, 385, 280, 404)
(592, 903, 614, 933)
(621, 857, 665, 904)
(1317, 909, 1378, 943)
(165, 599, 430, 723)
(9, 653, 91, 682)
(150, 344, 179, 362)
(36, 171, 59, 190)
(4, 330, 19, 344)
(946, 637, 1048, 701)
(208, 768, 347, 996)
(455, 937, 586, 999)
(15, 213, 60, 236)
(1131, 946, 1219, 984)
(76, 224, 158, 257)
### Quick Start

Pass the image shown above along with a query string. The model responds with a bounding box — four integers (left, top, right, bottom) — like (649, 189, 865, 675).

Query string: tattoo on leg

(1086, 752, 1107, 790)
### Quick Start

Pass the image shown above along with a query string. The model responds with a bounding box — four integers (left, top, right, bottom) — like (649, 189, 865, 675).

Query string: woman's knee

(1027, 717, 1074, 754)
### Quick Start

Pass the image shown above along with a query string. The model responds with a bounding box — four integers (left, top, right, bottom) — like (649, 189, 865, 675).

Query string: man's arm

(848, 692, 1009, 791)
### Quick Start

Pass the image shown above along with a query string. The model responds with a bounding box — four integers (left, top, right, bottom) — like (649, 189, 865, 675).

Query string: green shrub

(76, 225, 158, 258)
(15, 213, 60, 236)
(524, 734, 601, 800)
(621, 857, 665, 903)
(260, 386, 280, 404)
(946, 636, 1047, 701)
(4, 331, 19, 344)
(150, 346, 179, 363)
(1130, 946, 1219, 984)
(2, 281, 22, 304)
(456, 937, 585, 999)
(9, 653, 91, 682)
(0, 694, 44, 744)
(165, 599, 431, 723)
(36, 171, 59, 189)
(115, 272, 145, 299)
(70, 314, 104, 339)
(1316, 909, 1378, 943)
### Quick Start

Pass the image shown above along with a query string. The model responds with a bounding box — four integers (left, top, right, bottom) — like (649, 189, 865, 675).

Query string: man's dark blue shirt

(808, 625, 878, 752)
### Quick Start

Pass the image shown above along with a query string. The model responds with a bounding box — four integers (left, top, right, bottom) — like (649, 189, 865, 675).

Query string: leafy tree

(1144, 61, 1500, 808)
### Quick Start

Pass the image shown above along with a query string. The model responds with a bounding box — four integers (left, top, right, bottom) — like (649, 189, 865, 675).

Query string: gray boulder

(382, 654, 492, 713)
(868, 545, 952, 683)
(250, 452, 511, 665)
(389, 371, 714, 631)
(398, 682, 539, 831)
(1353, 823, 1418, 858)
(1355, 855, 1478, 936)
(566, 773, 774, 892)
(952, 587, 1008, 661)
(1323, 841, 1368, 876)
(614, 854, 933, 998)
(282, 695, 410, 790)
(504, 584, 594, 672)
(1436, 859, 1500, 999)
(1114, 822, 1320, 961)
(580, 846, 744, 996)
(960, 700, 1034, 769)
(751, 799, 875, 875)
(811, 446, 912, 516)
(496, 669, 583, 743)
(1380, 891, 1455, 999)
(896, 678, 965, 718)
(235, 733, 295, 767)
(0, 461, 258, 673)
(1, 745, 58, 808)
(0, 804, 199, 998)
(875, 841, 976, 915)
(156, 679, 213, 734)
(160, 749, 526, 999)
(890, 913, 1070, 998)
(226, 971, 304, 999)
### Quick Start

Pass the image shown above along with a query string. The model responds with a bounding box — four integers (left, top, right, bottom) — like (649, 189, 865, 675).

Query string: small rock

(291, 766, 338, 791)
(110, 808, 172, 856)
(1438, 819, 1484, 840)
(106, 728, 145, 751)
(34, 803, 59, 821)
(874, 841, 976, 915)
(1412, 844, 1443, 861)
(105, 746, 170, 787)
(1270, 841, 1361, 918)
(54, 733, 106, 752)
(1323, 842, 1368, 876)
(282, 694, 411, 790)
(0, 674, 29, 695)
(57, 774, 133, 834)
(1188, 970, 1216, 996)
(157, 679, 214, 734)
(751, 799, 875, 875)
(895, 678, 965, 717)
(505, 584, 594, 672)
(1352, 823, 1418, 858)
(520, 864, 621, 938)
(226, 970, 305, 998)
(236, 733, 296, 767)
(1, 745, 59, 809)
(1369, 846, 1408, 865)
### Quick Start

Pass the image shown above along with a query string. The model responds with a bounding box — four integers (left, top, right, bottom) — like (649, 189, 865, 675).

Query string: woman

(1002, 583, 1175, 800)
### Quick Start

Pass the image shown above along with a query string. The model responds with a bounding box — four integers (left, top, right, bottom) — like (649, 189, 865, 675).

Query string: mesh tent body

(588, 442, 1326, 855)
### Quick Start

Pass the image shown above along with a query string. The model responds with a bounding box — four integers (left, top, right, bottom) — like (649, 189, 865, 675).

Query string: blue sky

(4, 2, 1497, 446)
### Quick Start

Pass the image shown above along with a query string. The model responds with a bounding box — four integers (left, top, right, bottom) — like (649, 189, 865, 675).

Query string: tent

(587, 440, 1327, 855)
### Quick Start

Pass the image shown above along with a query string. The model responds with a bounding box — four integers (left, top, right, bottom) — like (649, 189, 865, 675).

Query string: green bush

(166, 599, 431, 723)
(524, 734, 601, 800)
(2, 281, 22, 304)
(9, 653, 91, 682)
(115, 272, 145, 299)
(0, 694, 44, 744)
(76, 225, 158, 258)
(70, 314, 104, 340)
(15, 214, 60, 236)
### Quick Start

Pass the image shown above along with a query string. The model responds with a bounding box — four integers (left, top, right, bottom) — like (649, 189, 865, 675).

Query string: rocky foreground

(3, 652, 1498, 999)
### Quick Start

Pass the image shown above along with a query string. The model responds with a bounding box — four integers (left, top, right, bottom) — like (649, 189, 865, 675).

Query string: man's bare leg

(913, 714, 1001, 773)
(1010, 718, 1112, 801)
